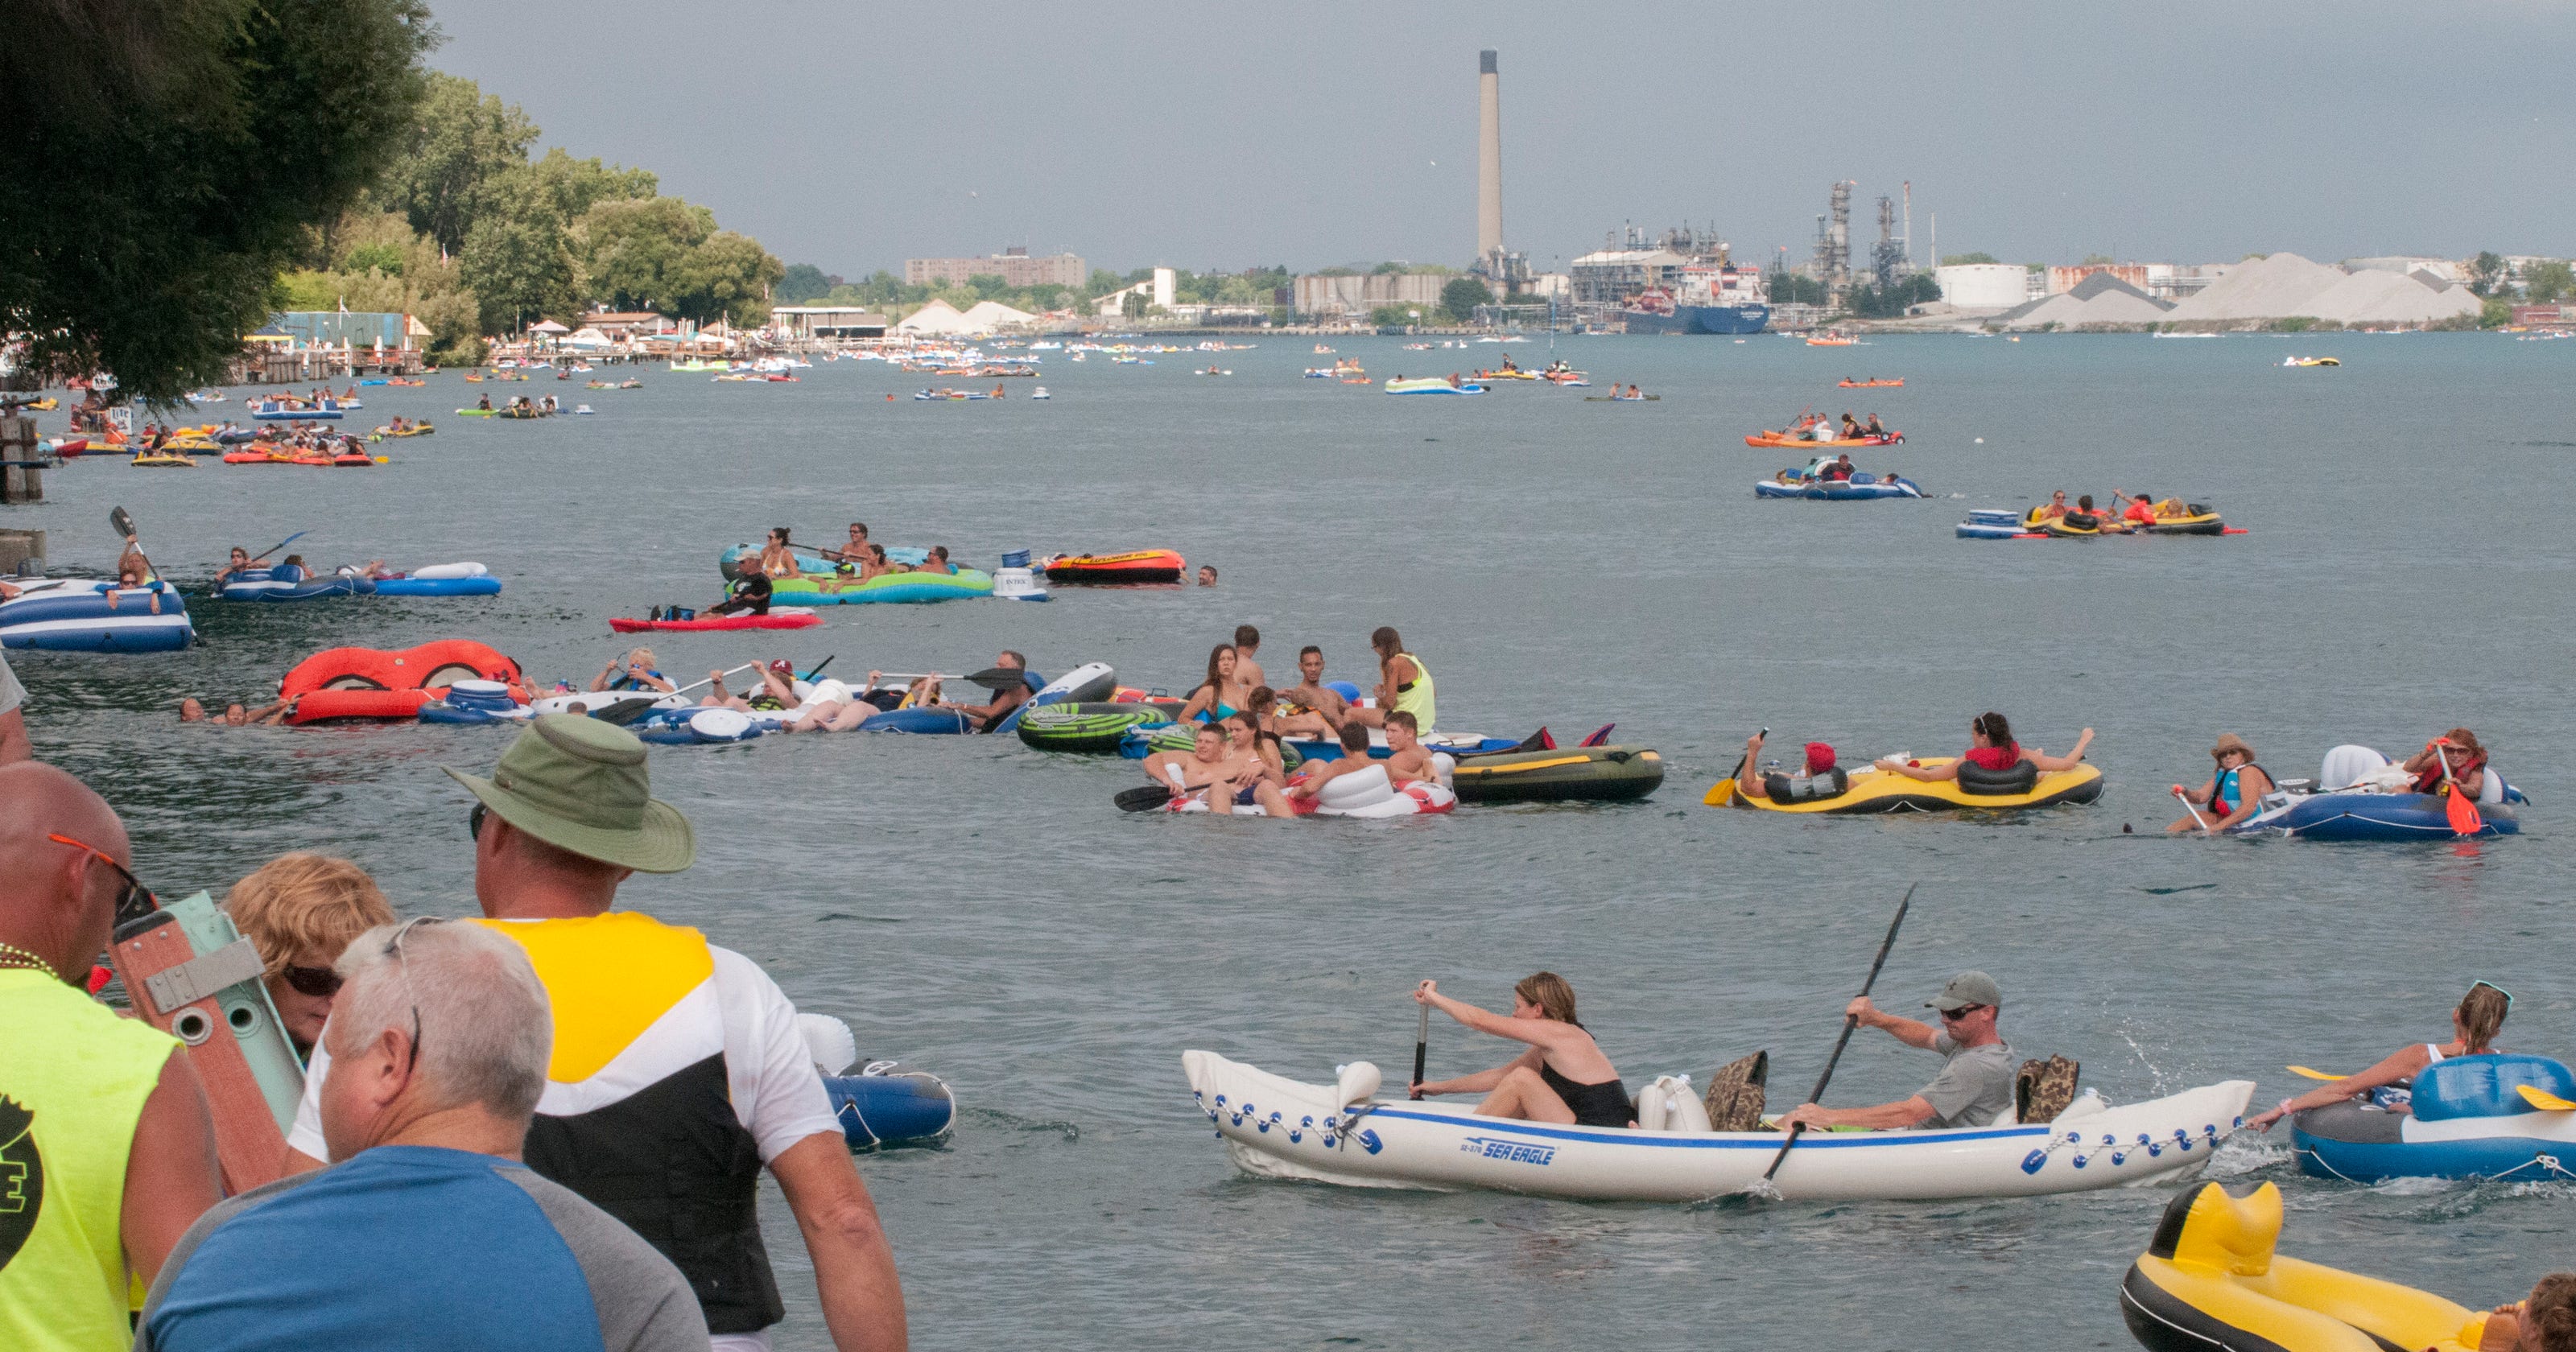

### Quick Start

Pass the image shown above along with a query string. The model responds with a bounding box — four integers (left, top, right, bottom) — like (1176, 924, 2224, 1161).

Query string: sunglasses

(469, 802, 488, 840)
(1939, 1004, 1988, 1021)
(282, 963, 344, 998)
(2470, 979, 2513, 1009)
(383, 916, 443, 1076)
(48, 833, 157, 928)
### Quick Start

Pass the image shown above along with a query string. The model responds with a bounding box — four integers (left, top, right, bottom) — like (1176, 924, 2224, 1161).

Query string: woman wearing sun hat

(2167, 732, 2273, 833)
(279, 715, 907, 1350)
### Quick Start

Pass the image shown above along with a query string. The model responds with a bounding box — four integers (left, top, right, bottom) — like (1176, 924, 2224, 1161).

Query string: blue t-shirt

(141, 1145, 704, 1352)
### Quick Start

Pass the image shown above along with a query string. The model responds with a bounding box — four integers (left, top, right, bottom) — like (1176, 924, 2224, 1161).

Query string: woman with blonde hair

(224, 852, 395, 1057)
(1410, 972, 1629, 1127)
(2247, 980, 2512, 1132)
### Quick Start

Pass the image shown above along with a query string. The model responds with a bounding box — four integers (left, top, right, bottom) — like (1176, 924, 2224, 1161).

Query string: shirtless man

(1284, 724, 1380, 806)
(1382, 711, 1439, 787)
(1154, 723, 1292, 818)
(915, 546, 956, 576)
(821, 521, 872, 569)
(935, 650, 1033, 731)
(1230, 624, 1266, 692)
(180, 697, 288, 726)
(1276, 646, 1350, 736)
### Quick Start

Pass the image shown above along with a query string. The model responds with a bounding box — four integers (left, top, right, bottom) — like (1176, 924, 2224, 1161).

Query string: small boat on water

(1385, 377, 1484, 395)
(2283, 356, 2340, 367)
(1184, 1050, 2252, 1202)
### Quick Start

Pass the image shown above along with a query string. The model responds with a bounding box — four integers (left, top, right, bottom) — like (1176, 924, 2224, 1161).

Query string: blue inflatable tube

(2230, 788, 2523, 841)
(2291, 1054, 2576, 1182)
(824, 1068, 956, 1150)
(211, 568, 374, 602)
(858, 706, 982, 735)
(1755, 474, 1923, 500)
(374, 575, 503, 597)
(0, 581, 196, 652)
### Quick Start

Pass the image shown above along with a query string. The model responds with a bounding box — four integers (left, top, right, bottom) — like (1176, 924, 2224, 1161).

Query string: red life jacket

(2413, 752, 2484, 796)
(1963, 743, 2021, 771)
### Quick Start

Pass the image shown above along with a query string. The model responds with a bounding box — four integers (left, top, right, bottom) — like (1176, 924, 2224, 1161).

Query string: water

(13, 332, 2574, 1348)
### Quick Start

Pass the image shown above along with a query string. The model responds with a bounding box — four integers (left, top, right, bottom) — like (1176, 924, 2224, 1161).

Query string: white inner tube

(688, 707, 753, 741)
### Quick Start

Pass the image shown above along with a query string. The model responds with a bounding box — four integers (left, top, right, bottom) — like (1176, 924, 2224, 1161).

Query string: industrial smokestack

(1477, 50, 1503, 267)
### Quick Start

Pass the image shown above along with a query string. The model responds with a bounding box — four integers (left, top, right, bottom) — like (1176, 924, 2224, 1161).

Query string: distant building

(1095, 268, 1178, 317)
(2513, 304, 2575, 326)
(1567, 249, 1689, 305)
(2141, 264, 2228, 301)
(1933, 264, 2027, 311)
(1292, 273, 1447, 319)
(905, 246, 1086, 290)
(770, 306, 888, 339)
(2047, 264, 2150, 296)
(256, 311, 420, 350)
(585, 310, 671, 340)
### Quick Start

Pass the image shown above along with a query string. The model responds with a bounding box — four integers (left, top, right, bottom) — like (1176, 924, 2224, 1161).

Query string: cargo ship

(1621, 264, 1770, 335)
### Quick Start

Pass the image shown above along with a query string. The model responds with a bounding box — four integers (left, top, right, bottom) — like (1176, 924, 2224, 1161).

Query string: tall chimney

(1477, 50, 1503, 267)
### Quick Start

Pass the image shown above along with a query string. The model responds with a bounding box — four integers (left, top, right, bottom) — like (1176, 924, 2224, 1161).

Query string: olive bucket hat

(443, 714, 695, 873)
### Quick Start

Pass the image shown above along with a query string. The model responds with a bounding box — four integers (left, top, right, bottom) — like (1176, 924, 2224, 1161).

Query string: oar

(2286, 1065, 2346, 1082)
(107, 506, 155, 583)
(249, 530, 307, 563)
(2172, 785, 2211, 831)
(1702, 727, 1769, 806)
(2432, 738, 2483, 837)
(1410, 1001, 1430, 1099)
(1761, 882, 1917, 1185)
(2518, 1085, 2576, 1111)
(1117, 760, 1196, 813)
(590, 661, 766, 727)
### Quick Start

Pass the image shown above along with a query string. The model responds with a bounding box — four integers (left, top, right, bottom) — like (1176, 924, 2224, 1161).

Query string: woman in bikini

(1410, 974, 1631, 1128)
(1177, 645, 1251, 724)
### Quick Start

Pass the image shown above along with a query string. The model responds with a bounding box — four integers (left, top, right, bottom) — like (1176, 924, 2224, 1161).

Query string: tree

(2524, 260, 2572, 305)
(461, 167, 580, 332)
(2080, 253, 2115, 266)
(0, 0, 436, 402)
(1941, 253, 2000, 266)
(520, 146, 654, 223)
(664, 231, 783, 325)
(1845, 273, 1942, 319)
(577, 196, 715, 313)
(2469, 251, 2506, 298)
(393, 72, 539, 255)
(777, 263, 833, 304)
(1764, 267, 1829, 307)
(1440, 277, 1493, 323)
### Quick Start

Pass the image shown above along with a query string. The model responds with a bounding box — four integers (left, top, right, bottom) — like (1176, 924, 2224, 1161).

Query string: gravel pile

(1997, 272, 2174, 331)
(2300, 269, 2479, 325)
(2161, 253, 2348, 324)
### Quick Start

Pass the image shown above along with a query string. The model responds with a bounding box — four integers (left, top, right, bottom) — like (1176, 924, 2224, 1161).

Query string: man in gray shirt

(1777, 971, 2017, 1132)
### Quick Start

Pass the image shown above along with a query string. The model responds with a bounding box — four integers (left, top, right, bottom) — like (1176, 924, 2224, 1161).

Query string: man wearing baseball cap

(1777, 971, 2017, 1132)
(283, 715, 906, 1352)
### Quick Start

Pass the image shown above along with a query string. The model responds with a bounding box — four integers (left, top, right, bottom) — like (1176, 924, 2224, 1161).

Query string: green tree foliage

(0, 0, 436, 402)
(1765, 268, 1831, 307)
(573, 197, 779, 324)
(2468, 251, 2506, 298)
(1440, 277, 1494, 322)
(664, 232, 783, 326)
(461, 168, 581, 332)
(1844, 274, 1942, 319)
(1941, 253, 2000, 266)
(2479, 297, 2515, 328)
(777, 264, 834, 304)
(394, 72, 539, 254)
(2524, 260, 2573, 305)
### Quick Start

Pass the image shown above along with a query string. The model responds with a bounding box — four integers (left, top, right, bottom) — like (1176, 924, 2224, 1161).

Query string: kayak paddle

(1761, 882, 1915, 1186)
(2285, 1066, 2346, 1082)
(107, 506, 155, 584)
(2431, 738, 2483, 837)
(1410, 1001, 1430, 1100)
(2518, 1085, 2576, 1112)
(248, 530, 306, 563)
(590, 661, 764, 727)
(2172, 785, 2211, 831)
(1114, 784, 1174, 813)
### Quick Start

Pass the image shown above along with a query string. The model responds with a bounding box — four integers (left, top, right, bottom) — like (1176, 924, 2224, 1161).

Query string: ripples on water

(13, 333, 2572, 1346)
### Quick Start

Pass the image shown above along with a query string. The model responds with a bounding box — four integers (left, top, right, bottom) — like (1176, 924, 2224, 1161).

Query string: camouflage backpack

(1702, 1049, 1770, 1131)
(2014, 1055, 2082, 1123)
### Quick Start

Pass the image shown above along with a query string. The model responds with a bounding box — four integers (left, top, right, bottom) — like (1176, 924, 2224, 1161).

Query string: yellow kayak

(1704, 756, 2103, 813)
(130, 454, 197, 468)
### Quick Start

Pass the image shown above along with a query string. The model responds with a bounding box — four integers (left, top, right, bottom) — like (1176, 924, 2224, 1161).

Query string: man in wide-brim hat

(2168, 732, 2273, 834)
(283, 715, 907, 1350)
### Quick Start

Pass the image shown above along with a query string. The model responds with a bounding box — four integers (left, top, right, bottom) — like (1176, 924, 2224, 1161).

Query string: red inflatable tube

(278, 641, 526, 723)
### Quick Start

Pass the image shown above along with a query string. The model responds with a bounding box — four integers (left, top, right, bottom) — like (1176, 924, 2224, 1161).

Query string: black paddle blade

(590, 696, 665, 727)
(110, 506, 135, 538)
(963, 666, 1022, 690)
(1114, 784, 1174, 813)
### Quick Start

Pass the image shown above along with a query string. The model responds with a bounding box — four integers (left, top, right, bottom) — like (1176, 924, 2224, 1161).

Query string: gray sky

(427, 0, 2571, 277)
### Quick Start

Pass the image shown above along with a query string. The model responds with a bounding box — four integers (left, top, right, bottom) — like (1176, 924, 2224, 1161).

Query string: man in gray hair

(138, 920, 710, 1352)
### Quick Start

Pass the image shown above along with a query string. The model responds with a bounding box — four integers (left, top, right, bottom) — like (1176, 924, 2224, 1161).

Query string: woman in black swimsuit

(1410, 974, 1630, 1128)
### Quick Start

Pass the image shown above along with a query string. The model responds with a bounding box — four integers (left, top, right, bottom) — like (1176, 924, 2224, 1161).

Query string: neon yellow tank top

(1391, 652, 1435, 729)
(0, 969, 180, 1352)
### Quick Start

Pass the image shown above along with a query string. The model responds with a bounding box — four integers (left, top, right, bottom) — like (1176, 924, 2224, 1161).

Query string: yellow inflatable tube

(2120, 1181, 2484, 1352)
(1703, 757, 2103, 813)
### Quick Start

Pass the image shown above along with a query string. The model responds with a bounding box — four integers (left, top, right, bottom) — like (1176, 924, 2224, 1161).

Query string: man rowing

(1777, 972, 2015, 1132)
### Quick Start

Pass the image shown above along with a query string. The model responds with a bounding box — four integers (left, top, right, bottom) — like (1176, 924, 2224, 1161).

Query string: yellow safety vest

(1391, 653, 1436, 730)
(0, 969, 180, 1352)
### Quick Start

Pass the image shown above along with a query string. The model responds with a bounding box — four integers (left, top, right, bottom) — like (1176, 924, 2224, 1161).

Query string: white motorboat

(1183, 1050, 2252, 1203)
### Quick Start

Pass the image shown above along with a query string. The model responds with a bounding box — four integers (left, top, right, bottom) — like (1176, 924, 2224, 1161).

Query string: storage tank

(1934, 264, 2029, 310)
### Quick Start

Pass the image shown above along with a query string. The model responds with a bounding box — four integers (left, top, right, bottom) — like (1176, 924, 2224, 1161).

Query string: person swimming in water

(1408, 974, 1630, 1127)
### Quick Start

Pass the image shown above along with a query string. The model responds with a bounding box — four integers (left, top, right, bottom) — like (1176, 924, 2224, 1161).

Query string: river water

(12, 332, 2573, 1349)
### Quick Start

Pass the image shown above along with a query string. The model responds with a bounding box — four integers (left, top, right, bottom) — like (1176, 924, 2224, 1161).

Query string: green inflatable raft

(1017, 703, 1175, 754)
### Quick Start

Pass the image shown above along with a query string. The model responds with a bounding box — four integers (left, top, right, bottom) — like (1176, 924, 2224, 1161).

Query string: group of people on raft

(582, 642, 1037, 735)
(694, 524, 964, 618)
(2033, 488, 2177, 530)
(1785, 410, 1896, 442)
(1136, 624, 1439, 817)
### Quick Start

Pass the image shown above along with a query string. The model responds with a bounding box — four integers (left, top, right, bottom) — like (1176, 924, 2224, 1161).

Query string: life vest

(1764, 767, 1850, 802)
(0, 971, 180, 1352)
(2211, 763, 2265, 814)
(477, 914, 784, 1335)
(2412, 751, 2484, 796)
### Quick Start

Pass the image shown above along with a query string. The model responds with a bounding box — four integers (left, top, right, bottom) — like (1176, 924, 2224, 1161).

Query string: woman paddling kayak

(1410, 974, 1631, 1127)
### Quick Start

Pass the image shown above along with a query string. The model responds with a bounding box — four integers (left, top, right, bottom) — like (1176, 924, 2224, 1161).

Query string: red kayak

(609, 608, 819, 633)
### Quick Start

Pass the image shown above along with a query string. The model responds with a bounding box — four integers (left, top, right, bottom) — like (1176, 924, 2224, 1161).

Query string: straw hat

(443, 715, 695, 873)
(2210, 733, 2255, 762)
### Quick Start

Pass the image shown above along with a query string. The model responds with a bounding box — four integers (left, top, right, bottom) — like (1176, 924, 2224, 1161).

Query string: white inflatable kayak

(1183, 1050, 2252, 1202)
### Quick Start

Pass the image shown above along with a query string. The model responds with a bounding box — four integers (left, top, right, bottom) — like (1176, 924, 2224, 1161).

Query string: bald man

(0, 762, 224, 1350)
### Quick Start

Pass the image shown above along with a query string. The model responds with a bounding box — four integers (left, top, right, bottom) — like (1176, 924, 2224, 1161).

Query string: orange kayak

(1744, 432, 1903, 450)
(1837, 379, 1904, 388)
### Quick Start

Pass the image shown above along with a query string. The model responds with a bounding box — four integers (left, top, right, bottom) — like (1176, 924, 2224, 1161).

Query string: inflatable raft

(1744, 431, 1901, 450)
(210, 568, 373, 602)
(862, 662, 1116, 736)
(278, 640, 525, 725)
(0, 579, 196, 653)
(1706, 758, 2104, 814)
(2120, 1181, 2494, 1352)
(2289, 1053, 2576, 1183)
(2227, 745, 2523, 841)
(825, 1066, 957, 1151)
(769, 570, 993, 606)
(717, 542, 928, 582)
(1041, 550, 1186, 584)
(250, 398, 343, 420)
(1385, 377, 1484, 394)
(1756, 467, 1924, 500)
(610, 608, 819, 633)
(372, 563, 502, 598)
(1450, 746, 1664, 804)
(1016, 702, 1175, 753)
(633, 706, 767, 746)
(1184, 1050, 2251, 1202)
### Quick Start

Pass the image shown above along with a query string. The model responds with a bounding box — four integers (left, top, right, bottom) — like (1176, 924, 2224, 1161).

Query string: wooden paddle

(1701, 727, 1769, 807)
(2431, 738, 2483, 837)
(1761, 883, 1916, 1185)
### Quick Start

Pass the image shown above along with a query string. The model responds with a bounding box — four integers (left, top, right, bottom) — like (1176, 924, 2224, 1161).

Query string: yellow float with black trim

(1703, 756, 2103, 813)
(2120, 1181, 2488, 1352)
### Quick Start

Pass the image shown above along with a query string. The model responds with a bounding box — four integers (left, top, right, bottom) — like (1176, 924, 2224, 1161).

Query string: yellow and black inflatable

(2120, 1181, 2488, 1352)
(2025, 502, 2226, 538)
(1703, 756, 2102, 814)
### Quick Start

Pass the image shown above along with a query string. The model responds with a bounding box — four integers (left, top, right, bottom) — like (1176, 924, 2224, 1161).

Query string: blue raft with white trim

(2289, 1053, 2576, 1183)
(0, 579, 196, 652)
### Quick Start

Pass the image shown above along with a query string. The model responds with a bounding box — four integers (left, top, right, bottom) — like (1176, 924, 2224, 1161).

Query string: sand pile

(2161, 253, 2347, 325)
(2301, 270, 2479, 325)
(1997, 272, 2173, 330)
